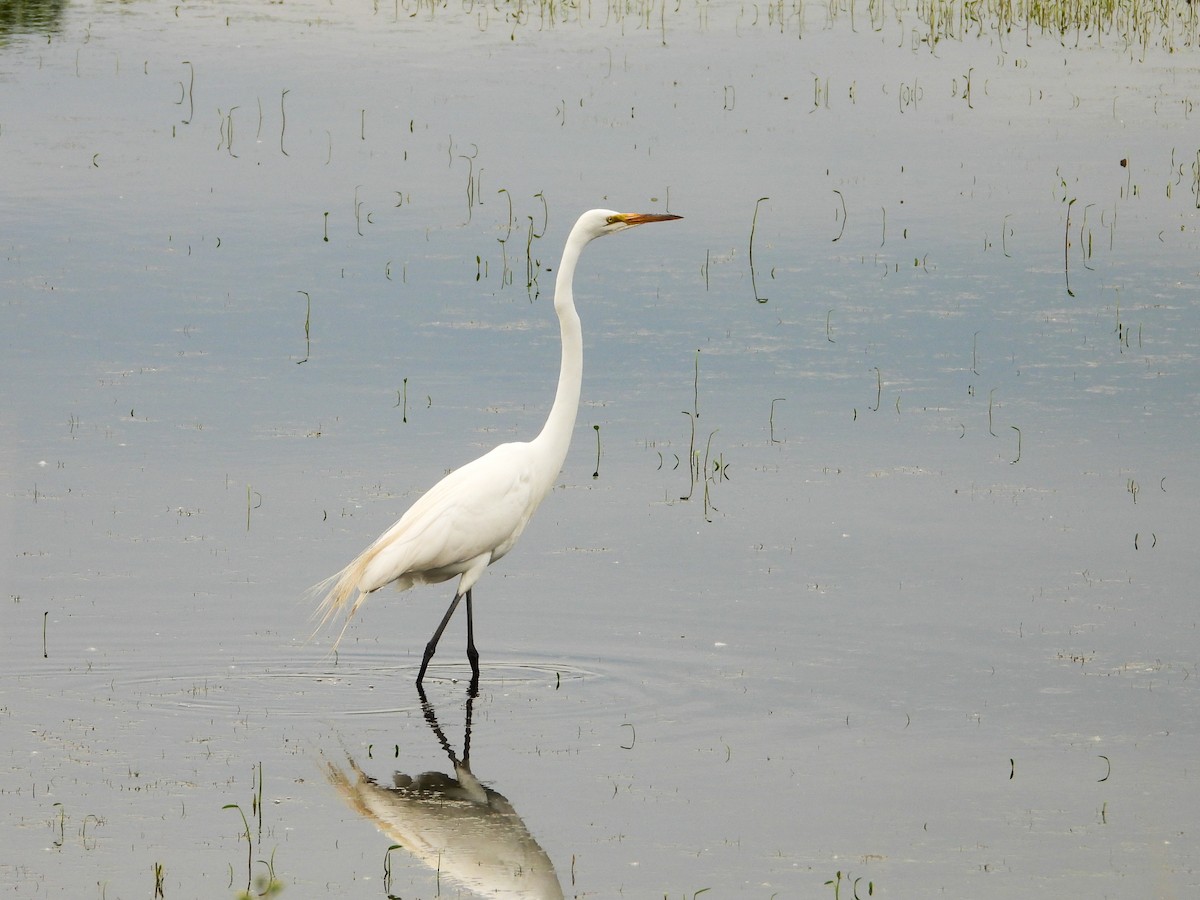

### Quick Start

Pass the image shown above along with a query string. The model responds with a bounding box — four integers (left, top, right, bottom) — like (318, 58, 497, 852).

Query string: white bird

(313, 208, 682, 686)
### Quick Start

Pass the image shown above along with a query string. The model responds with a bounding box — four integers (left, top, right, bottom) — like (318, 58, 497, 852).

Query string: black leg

(417, 592, 462, 686)
(465, 589, 480, 684)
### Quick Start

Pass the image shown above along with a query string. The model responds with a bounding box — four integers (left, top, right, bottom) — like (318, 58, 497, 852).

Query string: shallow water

(3, 0, 1199, 896)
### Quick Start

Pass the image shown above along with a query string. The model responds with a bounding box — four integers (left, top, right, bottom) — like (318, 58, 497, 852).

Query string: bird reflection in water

(325, 686, 563, 899)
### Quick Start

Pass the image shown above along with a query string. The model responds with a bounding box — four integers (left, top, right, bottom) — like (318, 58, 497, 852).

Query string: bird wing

(313, 441, 548, 645)
(357, 441, 543, 593)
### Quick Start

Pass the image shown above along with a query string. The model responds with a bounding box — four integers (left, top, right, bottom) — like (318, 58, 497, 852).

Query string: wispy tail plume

(308, 547, 379, 650)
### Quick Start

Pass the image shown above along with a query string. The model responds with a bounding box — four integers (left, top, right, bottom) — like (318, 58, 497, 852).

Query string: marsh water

(3, 0, 1199, 896)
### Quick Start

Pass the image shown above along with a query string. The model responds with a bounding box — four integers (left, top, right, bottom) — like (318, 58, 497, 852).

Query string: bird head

(583, 208, 683, 239)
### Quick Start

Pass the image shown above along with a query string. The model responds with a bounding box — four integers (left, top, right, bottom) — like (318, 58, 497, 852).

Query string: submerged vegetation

(0, 0, 67, 42)
(372, 0, 1198, 50)
(906, 0, 1200, 50)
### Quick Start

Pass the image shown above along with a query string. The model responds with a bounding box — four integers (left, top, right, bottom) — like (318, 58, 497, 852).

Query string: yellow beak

(614, 212, 684, 226)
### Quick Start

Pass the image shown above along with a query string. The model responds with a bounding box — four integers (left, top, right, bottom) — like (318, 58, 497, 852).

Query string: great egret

(314, 208, 682, 686)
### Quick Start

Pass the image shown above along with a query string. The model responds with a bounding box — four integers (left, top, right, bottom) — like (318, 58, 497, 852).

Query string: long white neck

(530, 222, 591, 488)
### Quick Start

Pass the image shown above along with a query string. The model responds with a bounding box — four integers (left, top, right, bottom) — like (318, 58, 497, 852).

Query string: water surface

(2, 1, 1198, 896)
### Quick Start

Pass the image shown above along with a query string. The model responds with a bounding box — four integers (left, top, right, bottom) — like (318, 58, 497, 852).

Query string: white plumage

(312, 208, 682, 686)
